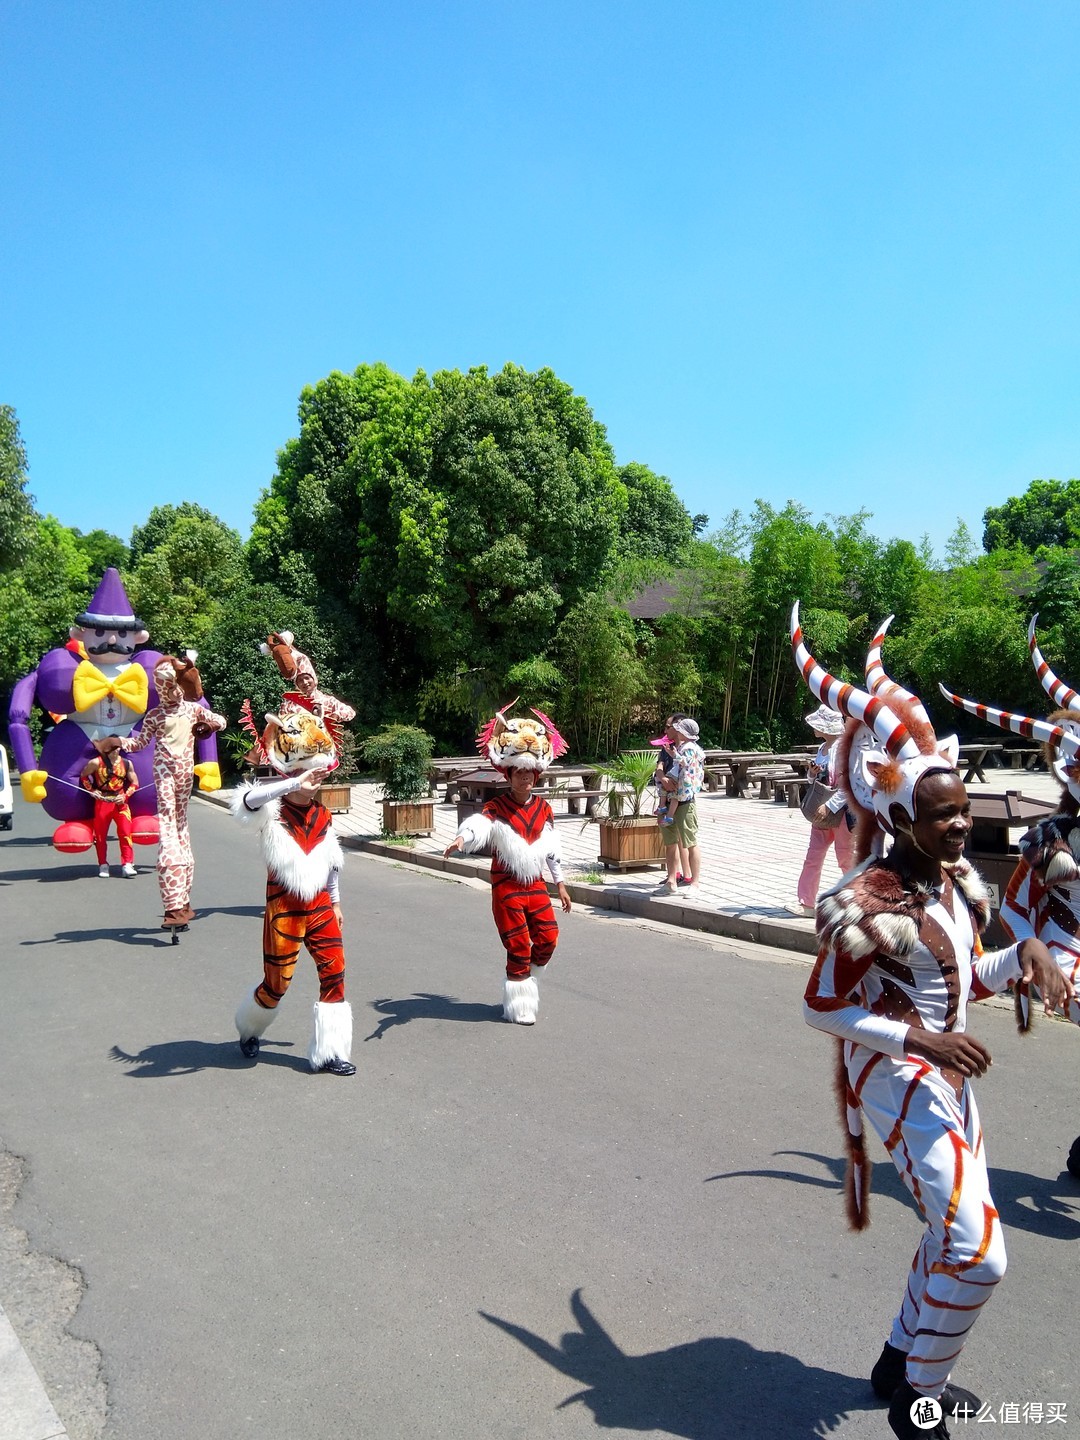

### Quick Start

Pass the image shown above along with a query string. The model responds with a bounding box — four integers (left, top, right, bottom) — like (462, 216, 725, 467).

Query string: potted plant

(590, 750, 666, 871)
(360, 724, 436, 837)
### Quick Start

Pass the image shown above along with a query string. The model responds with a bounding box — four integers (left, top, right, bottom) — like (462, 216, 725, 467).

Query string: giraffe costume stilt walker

(120, 654, 225, 925)
(793, 604, 1069, 1440)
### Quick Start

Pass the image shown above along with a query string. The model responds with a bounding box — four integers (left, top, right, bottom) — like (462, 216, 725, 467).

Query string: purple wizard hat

(74, 568, 144, 628)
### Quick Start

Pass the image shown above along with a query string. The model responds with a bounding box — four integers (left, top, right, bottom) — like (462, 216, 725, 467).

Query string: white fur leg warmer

(503, 976, 539, 1025)
(235, 987, 278, 1040)
(309, 1000, 353, 1070)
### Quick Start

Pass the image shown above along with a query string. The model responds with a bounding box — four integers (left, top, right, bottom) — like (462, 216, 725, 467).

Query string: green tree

(616, 461, 694, 564)
(0, 405, 35, 573)
(251, 361, 625, 721)
(197, 582, 341, 745)
(982, 478, 1080, 553)
(126, 505, 244, 654)
(72, 528, 129, 576)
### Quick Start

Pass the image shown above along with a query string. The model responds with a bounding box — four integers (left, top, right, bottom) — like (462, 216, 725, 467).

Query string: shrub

(360, 724, 435, 802)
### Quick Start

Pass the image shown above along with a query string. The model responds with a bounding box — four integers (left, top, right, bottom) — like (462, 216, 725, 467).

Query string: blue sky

(4, 0, 1080, 558)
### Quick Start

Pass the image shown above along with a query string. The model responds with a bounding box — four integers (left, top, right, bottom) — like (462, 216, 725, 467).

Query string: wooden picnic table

(723, 751, 814, 798)
(957, 741, 1004, 784)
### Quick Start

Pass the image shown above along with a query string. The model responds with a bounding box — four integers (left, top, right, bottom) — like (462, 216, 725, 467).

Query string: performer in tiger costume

(444, 704, 571, 1025)
(230, 692, 355, 1077)
(792, 604, 1068, 1440)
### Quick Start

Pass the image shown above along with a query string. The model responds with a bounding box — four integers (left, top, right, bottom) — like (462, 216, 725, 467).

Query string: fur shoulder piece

(817, 856, 990, 959)
(1017, 813, 1080, 885)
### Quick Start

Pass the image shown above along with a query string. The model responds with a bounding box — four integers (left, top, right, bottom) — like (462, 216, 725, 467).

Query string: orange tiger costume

(449, 704, 570, 1025)
(231, 690, 355, 1076)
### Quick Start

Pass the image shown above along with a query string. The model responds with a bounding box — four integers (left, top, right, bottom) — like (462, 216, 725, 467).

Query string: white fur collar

(490, 819, 558, 882)
(242, 795, 344, 901)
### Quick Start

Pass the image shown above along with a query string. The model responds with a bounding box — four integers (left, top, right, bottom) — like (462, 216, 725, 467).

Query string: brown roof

(621, 573, 710, 620)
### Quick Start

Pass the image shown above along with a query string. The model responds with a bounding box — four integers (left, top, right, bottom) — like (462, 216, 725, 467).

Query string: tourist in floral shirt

(658, 717, 705, 895)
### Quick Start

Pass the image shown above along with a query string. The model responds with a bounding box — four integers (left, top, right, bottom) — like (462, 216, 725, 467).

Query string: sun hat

(673, 718, 700, 740)
(804, 704, 844, 737)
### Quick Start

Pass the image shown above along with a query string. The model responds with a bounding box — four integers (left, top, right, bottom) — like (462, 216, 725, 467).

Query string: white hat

(673, 717, 700, 740)
(804, 705, 844, 737)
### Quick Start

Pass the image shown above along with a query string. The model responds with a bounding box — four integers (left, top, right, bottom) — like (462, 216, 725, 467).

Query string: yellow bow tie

(72, 659, 149, 715)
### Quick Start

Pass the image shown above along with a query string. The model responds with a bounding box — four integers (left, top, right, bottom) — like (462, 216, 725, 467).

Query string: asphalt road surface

(0, 793, 1077, 1439)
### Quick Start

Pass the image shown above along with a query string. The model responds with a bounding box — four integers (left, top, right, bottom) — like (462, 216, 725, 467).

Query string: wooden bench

(554, 788, 605, 817)
(704, 764, 731, 793)
(773, 775, 810, 808)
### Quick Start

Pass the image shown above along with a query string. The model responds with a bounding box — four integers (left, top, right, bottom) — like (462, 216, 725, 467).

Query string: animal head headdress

(477, 700, 568, 775)
(791, 604, 959, 845)
(154, 651, 204, 702)
(260, 631, 318, 694)
(939, 614, 1080, 802)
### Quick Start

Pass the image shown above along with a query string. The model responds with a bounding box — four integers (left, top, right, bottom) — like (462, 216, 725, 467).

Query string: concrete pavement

(1, 764, 1075, 1439)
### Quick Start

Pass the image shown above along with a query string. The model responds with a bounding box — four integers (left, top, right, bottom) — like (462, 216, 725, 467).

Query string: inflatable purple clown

(7, 568, 222, 854)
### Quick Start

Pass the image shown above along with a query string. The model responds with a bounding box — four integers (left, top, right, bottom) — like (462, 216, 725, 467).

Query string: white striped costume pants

(857, 1052, 1006, 1397)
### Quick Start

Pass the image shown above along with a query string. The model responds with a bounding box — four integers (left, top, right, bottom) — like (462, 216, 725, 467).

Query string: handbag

(800, 777, 844, 829)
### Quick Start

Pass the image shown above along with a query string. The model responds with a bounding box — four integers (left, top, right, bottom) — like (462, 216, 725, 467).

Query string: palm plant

(591, 750, 659, 821)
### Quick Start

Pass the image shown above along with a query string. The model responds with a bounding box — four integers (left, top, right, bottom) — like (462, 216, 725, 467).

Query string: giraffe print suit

(122, 695, 225, 916)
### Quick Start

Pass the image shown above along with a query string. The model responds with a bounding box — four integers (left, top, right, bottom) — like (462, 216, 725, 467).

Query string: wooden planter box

(597, 815, 666, 871)
(381, 798, 435, 837)
(316, 782, 354, 814)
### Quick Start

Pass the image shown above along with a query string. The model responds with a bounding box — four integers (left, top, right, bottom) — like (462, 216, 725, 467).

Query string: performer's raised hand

(444, 836, 465, 858)
(1018, 937, 1073, 1015)
(296, 768, 328, 797)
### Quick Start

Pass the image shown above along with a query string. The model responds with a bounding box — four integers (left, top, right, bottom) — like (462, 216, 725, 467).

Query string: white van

(0, 745, 12, 830)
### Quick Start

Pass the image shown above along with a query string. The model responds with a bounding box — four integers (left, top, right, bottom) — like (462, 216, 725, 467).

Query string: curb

(343, 835, 820, 956)
(0, 1303, 70, 1440)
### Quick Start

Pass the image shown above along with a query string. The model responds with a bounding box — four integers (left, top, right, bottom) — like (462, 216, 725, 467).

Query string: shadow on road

(0, 835, 53, 847)
(1, 865, 116, 884)
(22, 925, 173, 948)
(365, 992, 504, 1040)
(108, 1039, 310, 1076)
(194, 905, 266, 919)
(706, 1148, 1080, 1241)
(481, 1287, 866, 1438)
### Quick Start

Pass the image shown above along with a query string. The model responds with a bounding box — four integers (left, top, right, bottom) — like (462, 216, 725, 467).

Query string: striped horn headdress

(939, 614, 1080, 801)
(792, 603, 959, 833)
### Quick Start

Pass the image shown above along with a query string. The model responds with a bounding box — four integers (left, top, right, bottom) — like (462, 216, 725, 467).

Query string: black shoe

(315, 1057, 356, 1076)
(1068, 1135, 1080, 1177)
(871, 1342, 980, 1415)
(239, 1035, 260, 1059)
(888, 1379, 951, 1439)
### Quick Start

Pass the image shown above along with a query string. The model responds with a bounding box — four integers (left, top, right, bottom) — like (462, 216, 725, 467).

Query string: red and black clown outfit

(79, 749, 137, 871)
(452, 705, 569, 1025)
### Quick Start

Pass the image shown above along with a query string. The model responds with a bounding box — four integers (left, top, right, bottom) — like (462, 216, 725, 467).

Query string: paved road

(1, 794, 1078, 1439)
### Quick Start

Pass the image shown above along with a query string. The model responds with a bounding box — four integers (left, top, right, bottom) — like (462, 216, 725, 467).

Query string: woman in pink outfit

(792, 705, 854, 914)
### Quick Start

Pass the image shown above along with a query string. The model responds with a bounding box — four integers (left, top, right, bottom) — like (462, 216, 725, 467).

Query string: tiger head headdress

(259, 707, 338, 777)
(477, 700, 568, 775)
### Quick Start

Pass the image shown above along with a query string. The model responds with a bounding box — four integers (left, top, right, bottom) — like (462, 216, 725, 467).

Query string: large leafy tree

(251, 362, 626, 725)
(0, 405, 35, 573)
(982, 478, 1080, 553)
(126, 504, 244, 655)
